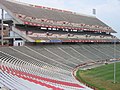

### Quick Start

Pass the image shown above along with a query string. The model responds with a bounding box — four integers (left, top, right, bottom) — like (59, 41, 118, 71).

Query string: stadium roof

(0, 0, 116, 33)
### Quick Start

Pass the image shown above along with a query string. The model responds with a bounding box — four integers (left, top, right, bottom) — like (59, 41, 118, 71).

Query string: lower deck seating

(0, 44, 120, 90)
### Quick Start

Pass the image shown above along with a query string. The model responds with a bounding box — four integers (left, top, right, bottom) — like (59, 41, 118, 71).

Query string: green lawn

(77, 62, 120, 90)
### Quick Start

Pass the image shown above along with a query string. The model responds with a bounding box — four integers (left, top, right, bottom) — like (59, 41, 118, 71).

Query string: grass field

(77, 62, 120, 90)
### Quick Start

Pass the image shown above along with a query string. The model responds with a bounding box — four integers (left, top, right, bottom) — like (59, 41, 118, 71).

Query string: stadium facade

(0, 0, 120, 90)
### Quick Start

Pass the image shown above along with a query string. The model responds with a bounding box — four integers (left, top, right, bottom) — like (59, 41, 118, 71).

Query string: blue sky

(3, 0, 120, 37)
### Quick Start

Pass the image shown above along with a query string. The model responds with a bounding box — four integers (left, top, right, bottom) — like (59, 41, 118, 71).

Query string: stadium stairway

(12, 27, 35, 42)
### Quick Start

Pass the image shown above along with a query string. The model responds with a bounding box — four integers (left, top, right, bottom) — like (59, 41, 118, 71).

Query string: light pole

(113, 36, 116, 84)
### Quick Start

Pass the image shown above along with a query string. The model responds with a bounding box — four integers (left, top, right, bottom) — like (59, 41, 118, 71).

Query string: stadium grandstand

(0, 0, 120, 90)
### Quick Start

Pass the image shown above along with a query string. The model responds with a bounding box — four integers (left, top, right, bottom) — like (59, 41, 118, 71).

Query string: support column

(1, 9, 4, 46)
(12, 20, 16, 46)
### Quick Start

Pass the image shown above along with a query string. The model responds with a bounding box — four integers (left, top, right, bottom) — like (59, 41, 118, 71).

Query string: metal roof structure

(0, 0, 116, 33)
